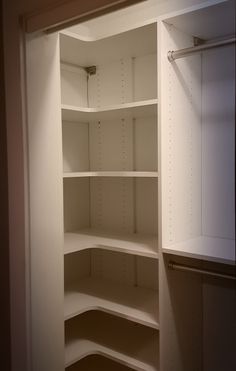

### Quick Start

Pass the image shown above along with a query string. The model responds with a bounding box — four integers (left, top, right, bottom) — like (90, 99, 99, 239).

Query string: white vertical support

(26, 32, 64, 371)
(159, 19, 202, 371)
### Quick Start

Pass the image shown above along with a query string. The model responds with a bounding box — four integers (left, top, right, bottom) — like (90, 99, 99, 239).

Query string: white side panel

(134, 54, 157, 101)
(88, 54, 157, 108)
(26, 33, 64, 371)
(136, 256, 159, 290)
(88, 58, 132, 107)
(63, 178, 90, 231)
(91, 250, 135, 285)
(161, 23, 202, 247)
(89, 119, 133, 171)
(202, 46, 235, 240)
(90, 178, 134, 233)
(64, 250, 91, 287)
(134, 116, 157, 171)
(62, 121, 89, 172)
(203, 278, 236, 371)
(60, 64, 88, 107)
(135, 178, 158, 234)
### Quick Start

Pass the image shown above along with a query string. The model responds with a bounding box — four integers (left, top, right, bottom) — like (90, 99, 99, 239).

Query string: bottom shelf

(162, 236, 235, 265)
(65, 311, 159, 371)
(66, 354, 135, 371)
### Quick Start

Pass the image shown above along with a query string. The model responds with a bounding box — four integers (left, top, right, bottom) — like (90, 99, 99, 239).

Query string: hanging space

(159, 1, 235, 371)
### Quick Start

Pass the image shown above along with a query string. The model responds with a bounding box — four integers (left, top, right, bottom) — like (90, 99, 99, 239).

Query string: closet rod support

(168, 261, 236, 281)
(167, 37, 236, 62)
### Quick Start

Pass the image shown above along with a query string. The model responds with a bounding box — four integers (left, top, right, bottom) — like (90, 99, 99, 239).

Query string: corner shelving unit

(60, 20, 159, 370)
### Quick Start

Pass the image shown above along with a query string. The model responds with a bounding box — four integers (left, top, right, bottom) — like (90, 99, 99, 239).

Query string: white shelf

(63, 171, 158, 178)
(162, 236, 235, 265)
(64, 277, 159, 329)
(65, 312, 159, 370)
(60, 23, 157, 67)
(62, 99, 157, 122)
(64, 229, 158, 259)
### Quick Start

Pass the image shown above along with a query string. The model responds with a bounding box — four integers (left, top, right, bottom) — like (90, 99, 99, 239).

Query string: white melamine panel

(135, 179, 158, 234)
(66, 354, 134, 371)
(91, 249, 135, 285)
(62, 122, 89, 172)
(164, 0, 235, 41)
(89, 119, 133, 171)
(26, 33, 64, 371)
(64, 250, 91, 286)
(61, 64, 88, 107)
(65, 312, 159, 370)
(63, 178, 90, 231)
(64, 230, 158, 258)
(203, 278, 236, 371)
(90, 178, 134, 232)
(60, 23, 157, 67)
(136, 257, 159, 290)
(134, 54, 157, 101)
(62, 113, 157, 173)
(88, 58, 133, 107)
(202, 46, 235, 240)
(134, 116, 157, 171)
(160, 255, 203, 371)
(61, 99, 157, 122)
(161, 23, 202, 246)
(64, 276, 159, 328)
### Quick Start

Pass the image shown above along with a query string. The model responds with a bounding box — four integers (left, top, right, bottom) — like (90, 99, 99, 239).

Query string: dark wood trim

(24, 0, 145, 33)
(0, 0, 11, 369)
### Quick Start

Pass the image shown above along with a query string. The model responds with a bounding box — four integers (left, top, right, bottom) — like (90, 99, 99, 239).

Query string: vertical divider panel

(161, 22, 202, 248)
(159, 20, 203, 371)
(26, 32, 64, 371)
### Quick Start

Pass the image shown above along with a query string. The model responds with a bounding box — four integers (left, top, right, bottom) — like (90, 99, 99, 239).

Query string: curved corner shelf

(64, 277, 159, 329)
(60, 22, 157, 67)
(65, 312, 159, 370)
(64, 229, 158, 259)
(62, 99, 157, 123)
(63, 171, 158, 178)
(66, 354, 136, 371)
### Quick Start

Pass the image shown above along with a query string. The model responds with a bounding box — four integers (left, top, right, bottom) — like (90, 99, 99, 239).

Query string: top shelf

(62, 99, 157, 123)
(60, 22, 157, 67)
(163, 0, 235, 41)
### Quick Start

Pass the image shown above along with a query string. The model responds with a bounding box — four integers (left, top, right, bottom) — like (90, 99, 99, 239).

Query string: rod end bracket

(167, 51, 174, 62)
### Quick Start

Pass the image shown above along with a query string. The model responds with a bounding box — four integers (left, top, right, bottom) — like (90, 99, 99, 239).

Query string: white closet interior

(25, 1, 235, 371)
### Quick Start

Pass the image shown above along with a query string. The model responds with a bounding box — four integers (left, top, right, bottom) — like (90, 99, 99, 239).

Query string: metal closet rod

(167, 36, 236, 62)
(168, 261, 236, 281)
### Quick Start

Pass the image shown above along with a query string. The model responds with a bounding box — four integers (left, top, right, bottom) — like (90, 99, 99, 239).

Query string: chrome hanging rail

(168, 261, 236, 281)
(167, 36, 236, 62)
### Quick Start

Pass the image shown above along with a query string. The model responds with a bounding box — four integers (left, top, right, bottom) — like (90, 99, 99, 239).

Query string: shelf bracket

(85, 66, 97, 75)
(193, 36, 205, 46)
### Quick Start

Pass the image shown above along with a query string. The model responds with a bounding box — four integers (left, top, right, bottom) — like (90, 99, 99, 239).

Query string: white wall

(2, 1, 211, 370)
